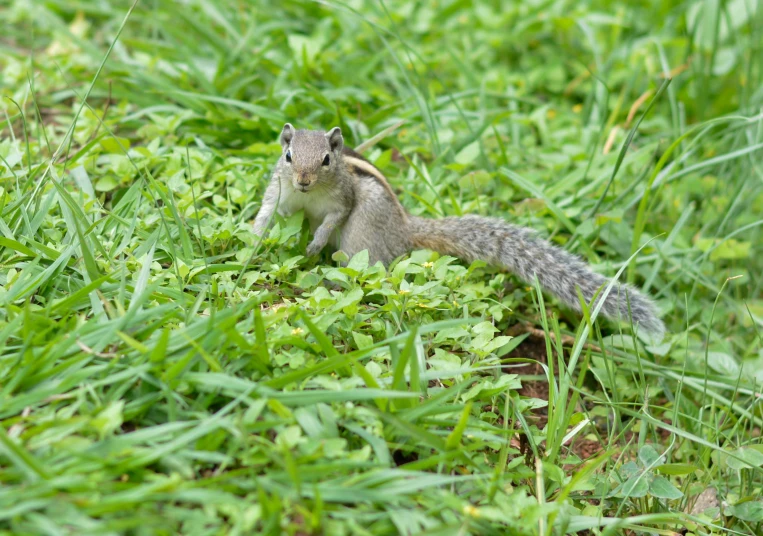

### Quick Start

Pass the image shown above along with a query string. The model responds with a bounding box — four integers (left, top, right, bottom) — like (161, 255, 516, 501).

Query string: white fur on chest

(277, 181, 343, 233)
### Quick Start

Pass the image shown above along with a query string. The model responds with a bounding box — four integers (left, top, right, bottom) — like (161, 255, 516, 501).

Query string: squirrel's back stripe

(341, 150, 405, 216)
(341, 146, 373, 164)
(344, 157, 388, 185)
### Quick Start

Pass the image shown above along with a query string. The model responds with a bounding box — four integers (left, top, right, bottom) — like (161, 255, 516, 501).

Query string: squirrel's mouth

(294, 180, 315, 192)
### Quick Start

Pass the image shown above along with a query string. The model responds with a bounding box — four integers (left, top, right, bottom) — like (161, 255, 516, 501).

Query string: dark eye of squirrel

(322, 154, 330, 166)
(285, 150, 292, 163)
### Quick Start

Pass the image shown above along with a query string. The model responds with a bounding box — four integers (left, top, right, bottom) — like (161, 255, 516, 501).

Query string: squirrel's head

(279, 124, 343, 192)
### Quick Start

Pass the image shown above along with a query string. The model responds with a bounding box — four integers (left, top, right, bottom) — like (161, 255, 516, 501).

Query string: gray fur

(409, 215, 665, 338)
(254, 126, 665, 338)
(254, 126, 354, 256)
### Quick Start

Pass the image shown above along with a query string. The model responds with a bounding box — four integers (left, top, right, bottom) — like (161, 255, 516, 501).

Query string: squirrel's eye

(322, 154, 330, 166)
(285, 150, 292, 163)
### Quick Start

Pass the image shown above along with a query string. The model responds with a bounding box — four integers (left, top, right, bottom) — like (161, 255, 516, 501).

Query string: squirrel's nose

(296, 174, 311, 185)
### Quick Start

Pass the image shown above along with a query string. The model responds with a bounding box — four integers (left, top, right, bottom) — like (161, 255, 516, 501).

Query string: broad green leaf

(648, 476, 683, 500)
(727, 500, 763, 522)
(638, 444, 664, 467)
(612, 475, 649, 498)
(726, 447, 763, 470)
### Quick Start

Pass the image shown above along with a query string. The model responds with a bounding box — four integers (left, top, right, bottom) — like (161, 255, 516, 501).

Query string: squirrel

(253, 124, 665, 339)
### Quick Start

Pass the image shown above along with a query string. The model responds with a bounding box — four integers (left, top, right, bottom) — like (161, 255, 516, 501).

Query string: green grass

(1, 0, 762, 534)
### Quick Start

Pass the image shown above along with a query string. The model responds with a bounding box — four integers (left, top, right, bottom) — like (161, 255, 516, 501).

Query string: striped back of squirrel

(341, 147, 405, 214)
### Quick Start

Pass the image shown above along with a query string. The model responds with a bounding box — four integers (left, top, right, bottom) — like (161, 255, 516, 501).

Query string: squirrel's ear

(326, 127, 343, 152)
(280, 123, 294, 148)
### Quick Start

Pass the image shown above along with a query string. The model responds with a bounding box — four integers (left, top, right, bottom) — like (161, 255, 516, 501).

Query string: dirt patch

(686, 486, 719, 516)
(502, 324, 608, 462)
(502, 328, 557, 428)
(569, 438, 604, 460)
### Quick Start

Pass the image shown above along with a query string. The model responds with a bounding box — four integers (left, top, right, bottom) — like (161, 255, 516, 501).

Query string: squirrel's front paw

(306, 241, 325, 257)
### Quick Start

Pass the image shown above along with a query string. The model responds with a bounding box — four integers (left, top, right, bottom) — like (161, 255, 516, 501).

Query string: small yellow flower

(452, 300, 459, 307)
(291, 327, 304, 336)
(398, 289, 410, 295)
(422, 262, 434, 268)
(546, 109, 557, 120)
(463, 505, 480, 517)
(572, 103, 583, 113)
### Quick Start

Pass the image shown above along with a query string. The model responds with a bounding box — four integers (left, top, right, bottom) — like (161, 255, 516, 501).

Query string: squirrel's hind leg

(340, 232, 386, 266)
(340, 215, 396, 266)
(340, 189, 412, 266)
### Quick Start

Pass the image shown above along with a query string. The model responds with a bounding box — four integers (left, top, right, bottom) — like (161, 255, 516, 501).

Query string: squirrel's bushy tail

(409, 215, 665, 338)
